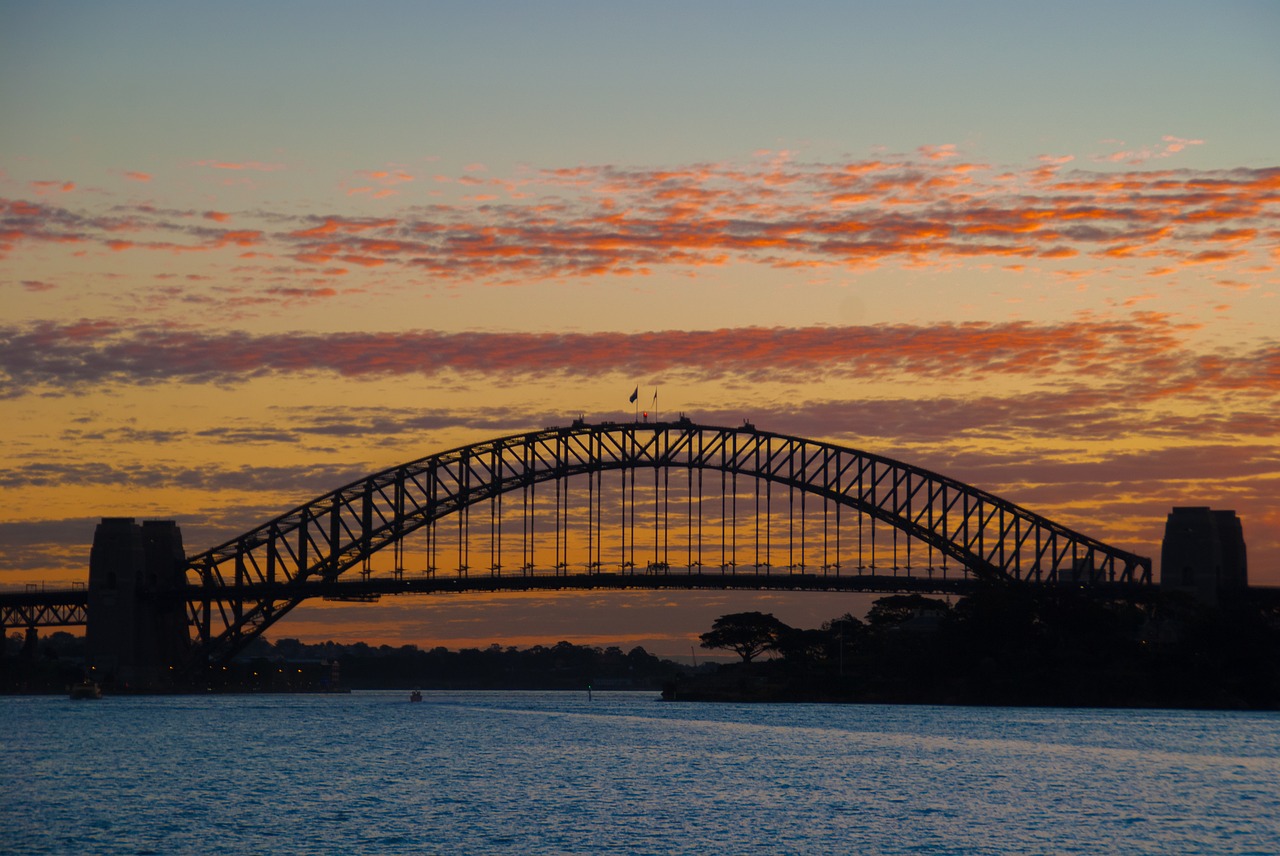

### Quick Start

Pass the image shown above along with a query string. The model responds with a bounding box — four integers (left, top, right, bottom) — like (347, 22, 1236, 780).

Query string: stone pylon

(86, 518, 191, 688)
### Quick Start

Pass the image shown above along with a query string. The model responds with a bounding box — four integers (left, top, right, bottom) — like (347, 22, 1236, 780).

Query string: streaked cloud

(4, 313, 1256, 397)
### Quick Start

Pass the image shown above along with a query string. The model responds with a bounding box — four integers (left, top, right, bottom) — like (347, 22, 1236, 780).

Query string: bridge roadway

(2, 570, 1173, 634)
(0, 586, 88, 630)
(238, 569, 1165, 601)
(7, 577, 1280, 637)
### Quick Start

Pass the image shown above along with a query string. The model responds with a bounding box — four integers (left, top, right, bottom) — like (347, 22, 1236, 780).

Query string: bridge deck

(2, 573, 1174, 633)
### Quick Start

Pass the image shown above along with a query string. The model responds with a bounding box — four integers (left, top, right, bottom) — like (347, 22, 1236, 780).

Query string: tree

(699, 612, 790, 664)
(866, 594, 951, 630)
(774, 627, 830, 666)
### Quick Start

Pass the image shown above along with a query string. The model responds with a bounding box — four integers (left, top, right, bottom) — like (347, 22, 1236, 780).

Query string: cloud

(28, 180, 76, 195)
(2, 313, 1271, 400)
(0, 197, 273, 258)
(356, 169, 414, 187)
(194, 159, 285, 172)
(917, 143, 959, 160)
(123, 171, 152, 183)
(1092, 136, 1206, 165)
(269, 160, 1280, 280)
(4, 153, 1277, 282)
(344, 168, 416, 198)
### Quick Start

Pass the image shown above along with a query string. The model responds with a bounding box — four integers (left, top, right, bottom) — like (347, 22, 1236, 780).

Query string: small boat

(409, 689, 422, 702)
(70, 682, 102, 700)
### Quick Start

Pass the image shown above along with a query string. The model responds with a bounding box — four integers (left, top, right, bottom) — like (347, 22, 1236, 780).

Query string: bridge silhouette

(2, 419, 1153, 685)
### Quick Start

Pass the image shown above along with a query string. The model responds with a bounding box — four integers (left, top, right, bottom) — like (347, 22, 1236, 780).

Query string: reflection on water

(4, 692, 1278, 854)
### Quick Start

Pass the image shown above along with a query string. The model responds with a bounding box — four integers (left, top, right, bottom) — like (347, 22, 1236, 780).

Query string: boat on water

(410, 689, 423, 702)
(70, 682, 102, 700)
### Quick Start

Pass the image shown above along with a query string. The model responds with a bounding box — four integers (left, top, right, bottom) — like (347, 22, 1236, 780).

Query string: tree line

(0, 632, 684, 693)
(681, 585, 1280, 709)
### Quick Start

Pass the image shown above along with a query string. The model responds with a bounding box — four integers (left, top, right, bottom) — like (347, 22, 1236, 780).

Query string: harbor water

(3, 692, 1278, 854)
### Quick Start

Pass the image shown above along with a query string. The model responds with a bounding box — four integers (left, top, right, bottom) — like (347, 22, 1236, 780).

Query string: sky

(2, 1, 1278, 656)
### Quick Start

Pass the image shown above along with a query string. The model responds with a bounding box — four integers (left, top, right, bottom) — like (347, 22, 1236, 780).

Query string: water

(3, 692, 1278, 855)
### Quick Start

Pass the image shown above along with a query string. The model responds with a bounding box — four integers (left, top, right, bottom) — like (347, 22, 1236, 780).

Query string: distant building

(1160, 507, 1248, 604)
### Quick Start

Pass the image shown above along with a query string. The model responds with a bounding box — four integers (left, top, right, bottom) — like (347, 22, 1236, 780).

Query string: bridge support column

(1160, 507, 1248, 606)
(86, 518, 191, 689)
(22, 627, 39, 658)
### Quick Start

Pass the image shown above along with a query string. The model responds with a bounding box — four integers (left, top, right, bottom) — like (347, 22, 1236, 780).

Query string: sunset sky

(3, 1, 1278, 656)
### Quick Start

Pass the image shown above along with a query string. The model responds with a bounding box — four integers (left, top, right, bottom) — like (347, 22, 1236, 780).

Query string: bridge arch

(184, 419, 1151, 669)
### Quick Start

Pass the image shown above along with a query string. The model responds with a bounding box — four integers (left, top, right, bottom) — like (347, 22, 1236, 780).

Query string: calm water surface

(3, 692, 1278, 854)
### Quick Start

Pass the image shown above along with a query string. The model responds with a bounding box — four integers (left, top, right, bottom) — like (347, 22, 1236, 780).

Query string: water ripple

(2, 692, 1278, 854)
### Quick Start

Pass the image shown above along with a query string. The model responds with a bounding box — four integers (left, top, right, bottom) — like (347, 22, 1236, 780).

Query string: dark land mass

(0, 634, 686, 695)
(671, 585, 1280, 710)
(5, 584, 1278, 708)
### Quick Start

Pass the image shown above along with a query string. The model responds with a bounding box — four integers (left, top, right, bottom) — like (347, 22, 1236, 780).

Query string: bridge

(2, 419, 1153, 686)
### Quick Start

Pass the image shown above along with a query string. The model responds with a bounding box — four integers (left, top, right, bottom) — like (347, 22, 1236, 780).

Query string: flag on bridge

(629, 386, 638, 403)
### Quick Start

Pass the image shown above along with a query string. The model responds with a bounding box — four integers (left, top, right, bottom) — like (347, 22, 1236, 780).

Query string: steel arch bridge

(185, 418, 1151, 670)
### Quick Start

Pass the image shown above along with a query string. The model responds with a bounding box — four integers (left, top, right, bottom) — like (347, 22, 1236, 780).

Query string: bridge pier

(1160, 507, 1248, 605)
(21, 627, 39, 658)
(86, 518, 191, 689)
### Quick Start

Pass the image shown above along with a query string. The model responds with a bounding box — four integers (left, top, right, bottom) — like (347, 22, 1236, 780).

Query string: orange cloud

(29, 180, 75, 195)
(211, 230, 263, 248)
(357, 169, 414, 185)
(4, 154, 1276, 285)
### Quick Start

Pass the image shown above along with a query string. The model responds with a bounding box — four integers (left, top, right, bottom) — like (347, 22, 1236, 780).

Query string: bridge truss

(0, 588, 88, 631)
(184, 419, 1151, 670)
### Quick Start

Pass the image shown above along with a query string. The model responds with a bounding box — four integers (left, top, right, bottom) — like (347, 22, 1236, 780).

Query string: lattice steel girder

(0, 597, 88, 628)
(180, 420, 1152, 672)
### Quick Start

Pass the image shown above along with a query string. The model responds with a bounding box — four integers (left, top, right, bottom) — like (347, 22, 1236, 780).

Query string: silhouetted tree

(866, 594, 951, 630)
(821, 613, 866, 669)
(775, 627, 830, 666)
(699, 612, 790, 664)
